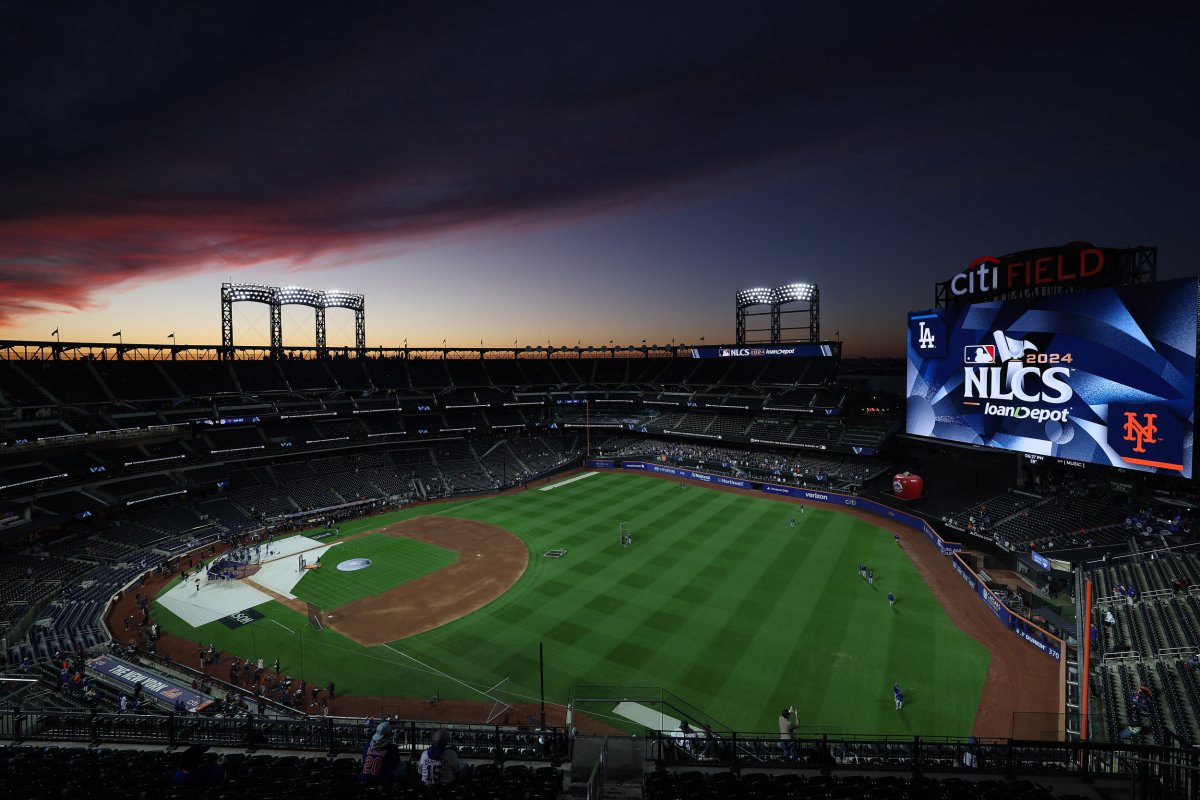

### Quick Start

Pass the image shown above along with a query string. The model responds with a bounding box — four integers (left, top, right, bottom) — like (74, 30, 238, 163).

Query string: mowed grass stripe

(155, 471, 993, 737)
(291, 534, 458, 609)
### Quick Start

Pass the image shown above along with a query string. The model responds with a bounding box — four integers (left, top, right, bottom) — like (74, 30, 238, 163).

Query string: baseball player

(868, 569, 874, 585)
(888, 592, 895, 608)
(790, 517, 795, 528)
(859, 563, 867, 579)
(893, 683, 904, 710)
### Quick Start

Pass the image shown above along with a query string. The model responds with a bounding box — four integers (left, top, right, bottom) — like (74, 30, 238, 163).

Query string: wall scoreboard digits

(906, 278, 1197, 478)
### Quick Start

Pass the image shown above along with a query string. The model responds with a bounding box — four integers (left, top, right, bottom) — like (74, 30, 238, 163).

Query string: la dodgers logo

(916, 321, 936, 350)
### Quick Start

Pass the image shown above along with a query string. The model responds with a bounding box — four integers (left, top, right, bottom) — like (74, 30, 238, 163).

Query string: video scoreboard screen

(907, 278, 1197, 477)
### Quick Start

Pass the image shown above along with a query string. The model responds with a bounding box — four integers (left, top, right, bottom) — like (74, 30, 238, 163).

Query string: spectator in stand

(778, 706, 798, 759)
(418, 729, 461, 785)
(672, 720, 698, 758)
(172, 745, 225, 788)
(359, 722, 401, 783)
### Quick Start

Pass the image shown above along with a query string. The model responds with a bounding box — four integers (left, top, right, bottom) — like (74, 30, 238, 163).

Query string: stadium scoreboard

(906, 277, 1197, 478)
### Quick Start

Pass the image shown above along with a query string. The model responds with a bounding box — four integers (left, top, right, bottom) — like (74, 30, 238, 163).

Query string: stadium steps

(6, 360, 61, 405)
(83, 360, 119, 405)
(503, 442, 532, 476)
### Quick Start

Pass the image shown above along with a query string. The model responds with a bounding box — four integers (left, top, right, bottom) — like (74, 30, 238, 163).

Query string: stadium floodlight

(319, 290, 365, 310)
(736, 287, 775, 307)
(225, 283, 275, 303)
(773, 282, 815, 303)
(221, 281, 367, 356)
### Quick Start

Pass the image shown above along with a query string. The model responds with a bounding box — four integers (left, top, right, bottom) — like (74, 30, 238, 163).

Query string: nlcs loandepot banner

(906, 278, 1197, 478)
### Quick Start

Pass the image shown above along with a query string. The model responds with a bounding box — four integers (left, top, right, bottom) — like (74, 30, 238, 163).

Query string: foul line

(380, 643, 507, 705)
(429, 497, 490, 516)
(268, 619, 295, 635)
(540, 471, 598, 492)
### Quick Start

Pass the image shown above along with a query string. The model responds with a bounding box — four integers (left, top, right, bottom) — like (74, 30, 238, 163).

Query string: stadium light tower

(735, 282, 820, 344)
(772, 282, 819, 344)
(735, 287, 775, 345)
(221, 283, 366, 359)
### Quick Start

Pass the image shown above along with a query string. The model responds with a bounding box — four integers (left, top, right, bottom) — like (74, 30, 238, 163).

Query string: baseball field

(151, 471, 992, 735)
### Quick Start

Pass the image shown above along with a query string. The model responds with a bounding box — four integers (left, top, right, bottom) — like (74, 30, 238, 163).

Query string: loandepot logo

(963, 331, 1074, 416)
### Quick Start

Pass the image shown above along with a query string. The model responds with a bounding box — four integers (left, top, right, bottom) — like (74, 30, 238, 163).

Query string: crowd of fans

(594, 438, 889, 490)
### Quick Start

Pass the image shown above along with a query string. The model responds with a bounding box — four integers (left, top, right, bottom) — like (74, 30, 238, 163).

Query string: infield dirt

(319, 516, 528, 646)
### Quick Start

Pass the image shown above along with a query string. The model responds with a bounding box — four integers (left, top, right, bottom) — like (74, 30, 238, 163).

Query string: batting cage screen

(206, 559, 249, 580)
(307, 603, 324, 630)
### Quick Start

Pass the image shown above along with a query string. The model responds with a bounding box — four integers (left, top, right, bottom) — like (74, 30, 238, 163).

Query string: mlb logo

(719, 348, 731, 357)
(964, 345, 996, 364)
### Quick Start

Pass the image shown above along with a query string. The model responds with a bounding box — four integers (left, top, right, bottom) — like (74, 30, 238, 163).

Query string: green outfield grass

(291, 533, 458, 609)
(155, 472, 991, 735)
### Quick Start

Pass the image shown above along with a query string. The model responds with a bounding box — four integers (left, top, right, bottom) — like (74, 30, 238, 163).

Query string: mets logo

(1107, 403, 1185, 473)
(1122, 412, 1158, 453)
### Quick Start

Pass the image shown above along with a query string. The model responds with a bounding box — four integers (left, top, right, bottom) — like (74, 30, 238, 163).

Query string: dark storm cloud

(0, 2, 1194, 323)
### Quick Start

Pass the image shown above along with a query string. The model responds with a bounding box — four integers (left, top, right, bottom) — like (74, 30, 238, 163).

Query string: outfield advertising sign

(952, 555, 1060, 661)
(907, 278, 1197, 477)
(620, 461, 752, 489)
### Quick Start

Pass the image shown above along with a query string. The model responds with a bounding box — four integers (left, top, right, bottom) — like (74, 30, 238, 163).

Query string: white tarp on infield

(157, 574, 272, 628)
(249, 537, 341, 599)
(155, 535, 339, 627)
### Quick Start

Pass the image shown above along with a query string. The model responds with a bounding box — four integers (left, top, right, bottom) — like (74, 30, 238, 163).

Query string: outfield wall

(591, 459, 1064, 662)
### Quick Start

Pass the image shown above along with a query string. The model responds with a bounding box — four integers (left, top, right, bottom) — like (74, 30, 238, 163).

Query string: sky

(1, 2, 1197, 357)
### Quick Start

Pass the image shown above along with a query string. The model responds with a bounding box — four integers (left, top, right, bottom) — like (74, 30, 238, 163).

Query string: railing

(5, 710, 1198, 797)
(586, 736, 607, 800)
(647, 730, 1200, 790)
(0, 708, 569, 760)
